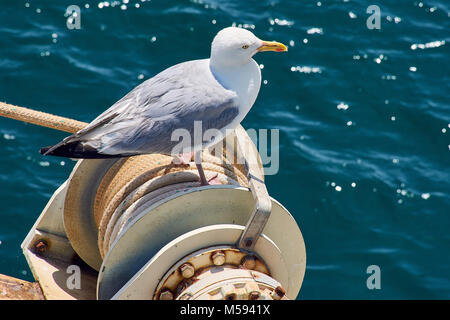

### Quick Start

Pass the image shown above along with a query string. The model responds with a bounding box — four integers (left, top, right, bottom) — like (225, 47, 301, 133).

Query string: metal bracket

(234, 127, 272, 251)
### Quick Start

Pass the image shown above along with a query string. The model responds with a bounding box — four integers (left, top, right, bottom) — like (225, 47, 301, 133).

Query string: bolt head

(225, 293, 237, 300)
(159, 289, 174, 300)
(34, 240, 48, 254)
(248, 291, 261, 300)
(272, 286, 286, 300)
(241, 255, 256, 270)
(211, 251, 226, 266)
(244, 238, 253, 247)
(180, 263, 195, 278)
(179, 293, 193, 300)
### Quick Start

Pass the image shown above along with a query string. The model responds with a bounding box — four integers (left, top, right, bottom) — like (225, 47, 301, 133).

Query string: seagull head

(210, 27, 287, 67)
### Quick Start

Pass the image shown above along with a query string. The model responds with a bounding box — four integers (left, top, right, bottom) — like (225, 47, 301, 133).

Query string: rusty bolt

(176, 280, 190, 297)
(180, 263, 195, 278)
(179, 292, 193, 300)
(241, 255, 256, 270)
(248, 291, 261, 300)
(34, 240, 48, 254)
(225, 293, 237, 300)
(271, 286, 286, 300)
(211, 251, 226, 266)
(159, 289, 174, 300)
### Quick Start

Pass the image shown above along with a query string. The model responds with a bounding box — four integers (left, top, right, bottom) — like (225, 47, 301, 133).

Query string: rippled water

(0, 0, 449, 299)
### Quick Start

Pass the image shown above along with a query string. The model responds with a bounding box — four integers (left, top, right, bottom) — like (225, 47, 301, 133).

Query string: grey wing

(66, 60, 239, 156)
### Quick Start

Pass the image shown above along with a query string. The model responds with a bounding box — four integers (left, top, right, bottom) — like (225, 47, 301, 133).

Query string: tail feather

(40, 141, 131, 159)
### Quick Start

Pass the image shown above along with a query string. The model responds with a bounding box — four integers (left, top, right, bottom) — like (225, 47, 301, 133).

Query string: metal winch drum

(21, 125, 306, 300)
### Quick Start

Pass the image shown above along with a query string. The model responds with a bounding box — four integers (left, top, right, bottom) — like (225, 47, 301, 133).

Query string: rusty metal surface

(154, 246, 271, 300)
(175, 268, 286, 300)
(110, 224, 288, 300)
(0, 274, 44, 300)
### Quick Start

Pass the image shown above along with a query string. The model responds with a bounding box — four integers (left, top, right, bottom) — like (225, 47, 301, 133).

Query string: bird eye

(242, 45, 249, 49)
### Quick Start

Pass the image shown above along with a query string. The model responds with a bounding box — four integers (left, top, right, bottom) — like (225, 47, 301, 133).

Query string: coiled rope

(0, 101, 249, 261)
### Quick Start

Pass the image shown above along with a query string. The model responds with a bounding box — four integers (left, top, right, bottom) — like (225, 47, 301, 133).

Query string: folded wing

(41, 60, 239, 158)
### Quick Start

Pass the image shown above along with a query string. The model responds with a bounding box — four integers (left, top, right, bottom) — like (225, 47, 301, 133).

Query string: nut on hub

(159, 289, 174, 300)
(154, 246, 271, 300)
(248, 291, 261, 300)
(271, 286, 286, 300)
(241, 254, 256, 270)
(180, 263, 195, 279)
(211, 251, 226, 266)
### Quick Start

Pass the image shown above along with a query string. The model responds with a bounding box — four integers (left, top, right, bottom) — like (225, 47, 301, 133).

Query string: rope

(0, 101, 249, 260)
(0, 101, 86, 133)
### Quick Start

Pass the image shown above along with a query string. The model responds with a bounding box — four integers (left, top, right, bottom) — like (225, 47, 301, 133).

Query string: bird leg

(195, 162, 209, 186)
(194, 151, 220, 186)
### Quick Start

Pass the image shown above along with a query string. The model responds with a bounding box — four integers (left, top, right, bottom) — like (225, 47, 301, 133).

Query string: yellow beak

(257, 40, 288, 52)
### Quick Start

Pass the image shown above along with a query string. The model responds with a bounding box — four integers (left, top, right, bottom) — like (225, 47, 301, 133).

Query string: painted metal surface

(109, 224, 290, 300)
(154, 245, 271, 300)
(176, 268, 285, 300)
(63, 158, 118, 271)
(21, 182, 98, 300)
(97, 188, 305, 299)
(235, 126, 272, 251)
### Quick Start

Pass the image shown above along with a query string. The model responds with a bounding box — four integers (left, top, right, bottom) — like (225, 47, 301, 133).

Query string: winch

(1, 102, 306, 300)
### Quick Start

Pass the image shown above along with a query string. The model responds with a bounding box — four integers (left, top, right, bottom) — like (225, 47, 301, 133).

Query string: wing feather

(42, 59, 239, 158)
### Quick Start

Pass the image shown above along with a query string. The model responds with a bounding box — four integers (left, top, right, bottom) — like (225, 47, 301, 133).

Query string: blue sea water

(0, 0, 449, 299)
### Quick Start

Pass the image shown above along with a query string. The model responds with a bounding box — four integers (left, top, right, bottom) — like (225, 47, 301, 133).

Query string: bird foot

(200, 173, 221, 186)
(172, 152, 194, 165)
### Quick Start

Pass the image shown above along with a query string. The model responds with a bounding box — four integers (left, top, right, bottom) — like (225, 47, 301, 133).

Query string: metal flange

(154, 245, 271, 300)
(63, 158, 118, 271)
(176, 268, 287, 300)
(107, 224, 288, 300)
(96, 187, 306, 300)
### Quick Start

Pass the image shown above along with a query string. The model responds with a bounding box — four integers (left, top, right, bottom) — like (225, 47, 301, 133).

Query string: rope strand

(0, 101, 86, 133)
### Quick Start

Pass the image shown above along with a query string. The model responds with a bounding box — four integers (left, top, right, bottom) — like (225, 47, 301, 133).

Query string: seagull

(40, 27, 287, 185)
